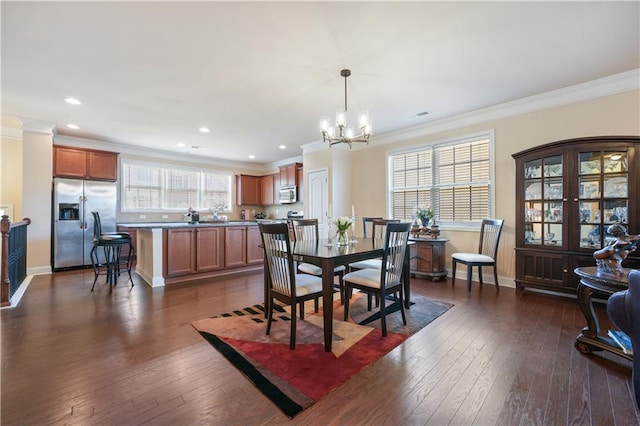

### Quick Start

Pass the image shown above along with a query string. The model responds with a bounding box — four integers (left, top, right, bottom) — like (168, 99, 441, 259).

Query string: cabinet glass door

(578, 150, 628, 249)
(523, 155, 563, 246)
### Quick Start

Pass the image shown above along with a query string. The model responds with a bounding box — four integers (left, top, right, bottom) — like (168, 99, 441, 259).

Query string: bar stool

(90, 211, 135, 292)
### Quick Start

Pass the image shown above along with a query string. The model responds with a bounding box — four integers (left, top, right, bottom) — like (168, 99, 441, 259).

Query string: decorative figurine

(593, 224, 640, 275)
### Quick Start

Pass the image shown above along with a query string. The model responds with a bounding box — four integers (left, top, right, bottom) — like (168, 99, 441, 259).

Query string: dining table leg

(321, 257, 335, 352)
(403, 248, 411, 308)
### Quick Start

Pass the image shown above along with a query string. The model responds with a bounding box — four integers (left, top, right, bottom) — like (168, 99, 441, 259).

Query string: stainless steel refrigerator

(53, 178, 117, 269)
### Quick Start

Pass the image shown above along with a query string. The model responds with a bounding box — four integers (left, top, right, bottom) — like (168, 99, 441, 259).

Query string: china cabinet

(512, 136, 640, 294)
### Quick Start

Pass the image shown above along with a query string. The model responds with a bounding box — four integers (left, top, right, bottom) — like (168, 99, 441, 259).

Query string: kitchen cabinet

(225, 225, 263, 267)
(164, 228, 196, 277)
(53, 145, 118, 181)
(196, 227, 224, 272)
(297, 165, 304, 203)
(279, 162, 302, 187)
(260, 173, 280, 206)
(512, 136, 640, 295)
(236, 174, 261, 205)
(409, 238, 448, 281)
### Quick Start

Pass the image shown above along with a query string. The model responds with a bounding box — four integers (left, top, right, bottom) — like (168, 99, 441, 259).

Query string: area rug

(192, 292, 452, 418)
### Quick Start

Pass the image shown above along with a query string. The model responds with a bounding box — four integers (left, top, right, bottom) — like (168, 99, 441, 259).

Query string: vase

(337, 230, 349, 246)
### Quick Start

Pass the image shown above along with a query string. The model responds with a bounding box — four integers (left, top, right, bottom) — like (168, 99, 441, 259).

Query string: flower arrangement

(416, 207, 434, 223)
(334, 216, 353, 232)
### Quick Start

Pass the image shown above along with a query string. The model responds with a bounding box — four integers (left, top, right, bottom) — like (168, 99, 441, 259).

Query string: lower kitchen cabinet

(225, 227, 247, 268)
(164, 228, 196, 277)
(196, 227, 224, 271)
(246, 225, 264, 265)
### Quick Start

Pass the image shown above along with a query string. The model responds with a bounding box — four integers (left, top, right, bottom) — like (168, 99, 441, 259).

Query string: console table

(409, 237, 448, 281)
(574, 266, 632, 361)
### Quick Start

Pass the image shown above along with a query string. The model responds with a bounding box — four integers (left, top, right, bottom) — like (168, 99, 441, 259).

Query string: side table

(574, 266, 632, 361)
(409, 237, 448, 281)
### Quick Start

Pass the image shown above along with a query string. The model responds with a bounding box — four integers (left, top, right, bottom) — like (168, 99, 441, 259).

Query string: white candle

(328, 204, 332, 218)
(352, 205, 355, 217)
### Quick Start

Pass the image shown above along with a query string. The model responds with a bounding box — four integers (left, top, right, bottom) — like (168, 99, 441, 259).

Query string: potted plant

(416, 207, 434, 227)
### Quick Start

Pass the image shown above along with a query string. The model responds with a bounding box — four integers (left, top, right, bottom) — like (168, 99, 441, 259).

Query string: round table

(574, 266, 632, 361)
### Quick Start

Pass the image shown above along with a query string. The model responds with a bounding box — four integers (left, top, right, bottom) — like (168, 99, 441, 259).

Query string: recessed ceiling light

(64, 97, 81, 105)
(66, 124, 79, 129)
(177, 142, 186, 147)
(248, 155, 255, 159)
(279, 145, 287, 150)
(199, 127, 210, 133)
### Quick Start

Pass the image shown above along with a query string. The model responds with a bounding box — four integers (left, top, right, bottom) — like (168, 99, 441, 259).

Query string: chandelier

(320, 69, 371, 148)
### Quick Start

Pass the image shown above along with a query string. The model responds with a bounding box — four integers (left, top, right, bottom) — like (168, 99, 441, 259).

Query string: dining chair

(342, 222, 411, 336)
(291, 218, 346, 304)
(349, 219, 400, 271)
(361, 216, 383, 239)
(451, 218, 504, 292)
(259, 222, 324, 349)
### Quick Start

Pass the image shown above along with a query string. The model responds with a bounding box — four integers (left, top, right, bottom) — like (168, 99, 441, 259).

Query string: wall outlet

(161, 215, 168, 219)
(139, 214, 147, 219)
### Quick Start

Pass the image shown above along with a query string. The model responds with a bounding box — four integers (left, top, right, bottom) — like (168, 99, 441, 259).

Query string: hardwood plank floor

(2, 269, 638, 425)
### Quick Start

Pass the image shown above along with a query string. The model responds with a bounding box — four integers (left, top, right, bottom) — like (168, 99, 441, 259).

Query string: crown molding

(19, 118, 55, 135)
(1, 126, 22, 140)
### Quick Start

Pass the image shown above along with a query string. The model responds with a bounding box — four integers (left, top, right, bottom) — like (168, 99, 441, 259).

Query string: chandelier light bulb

(358, 111, 369, 128)
(336, 109, 347, 127)
(345, 127, 354, 139)
(320, 116, 331, 132)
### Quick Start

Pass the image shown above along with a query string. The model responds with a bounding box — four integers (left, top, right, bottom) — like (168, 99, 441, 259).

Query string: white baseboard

(1, 275, 33, 309)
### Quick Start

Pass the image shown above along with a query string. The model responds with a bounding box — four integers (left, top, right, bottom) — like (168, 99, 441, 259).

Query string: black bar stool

(90, 211, 135, 292)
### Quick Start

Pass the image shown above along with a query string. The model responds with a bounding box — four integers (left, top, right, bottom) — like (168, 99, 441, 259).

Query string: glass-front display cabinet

(513, 136, 639, 294)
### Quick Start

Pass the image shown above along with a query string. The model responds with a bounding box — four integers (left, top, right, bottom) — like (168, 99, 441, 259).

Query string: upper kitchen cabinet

(512, 136, 640, 295)
(279, 162, 302, 187)
(260, 173, 279, 206)
(53, 145, 118, 181)
(297, 165, 304, 203)
(236, 174, 261, 205)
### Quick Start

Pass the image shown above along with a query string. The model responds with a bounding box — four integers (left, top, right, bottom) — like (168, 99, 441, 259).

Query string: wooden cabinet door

(260, 174, 274, 205)
(164, 229, 196, 276)
(246, 226, 264, 265)
(225, 227, 247, 267)
(87, 151, 118, 181)
(297, 166, 303, 202)
(236, 175, 260, 205)
(196, 227, 224, 271)
(54, 146, 87, 178)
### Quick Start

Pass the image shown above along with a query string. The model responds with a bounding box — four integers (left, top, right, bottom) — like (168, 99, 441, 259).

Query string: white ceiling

(2, 1, 639, 165)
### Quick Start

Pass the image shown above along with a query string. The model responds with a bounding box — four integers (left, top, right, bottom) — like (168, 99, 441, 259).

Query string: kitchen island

(117, 221, 265, 286)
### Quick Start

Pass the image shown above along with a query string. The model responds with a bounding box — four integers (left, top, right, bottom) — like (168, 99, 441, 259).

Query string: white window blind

(121, 160, 232, 212)
(389, 133, 493, 225)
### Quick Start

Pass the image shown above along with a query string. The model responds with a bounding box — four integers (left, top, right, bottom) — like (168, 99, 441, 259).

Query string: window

(121, 159, 232, 212)
(388, 131, 494, 227)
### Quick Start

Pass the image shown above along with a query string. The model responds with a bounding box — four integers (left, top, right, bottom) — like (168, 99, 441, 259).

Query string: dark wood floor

(2, 268, 638, 425)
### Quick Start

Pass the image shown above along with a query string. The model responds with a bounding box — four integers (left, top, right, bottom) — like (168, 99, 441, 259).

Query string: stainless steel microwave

(279, 186, 297, 204)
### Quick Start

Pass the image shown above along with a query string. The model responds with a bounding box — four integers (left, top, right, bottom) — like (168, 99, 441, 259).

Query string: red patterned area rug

(191, 292, 452, 418)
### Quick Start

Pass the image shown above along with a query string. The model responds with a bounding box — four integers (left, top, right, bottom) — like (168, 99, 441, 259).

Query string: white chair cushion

(343, 268, 382, 289)
(348, 259, 382, 270)
(294, 273, 323, 296)
(298, 262, 346, 276)
(451, 253, 495, 263)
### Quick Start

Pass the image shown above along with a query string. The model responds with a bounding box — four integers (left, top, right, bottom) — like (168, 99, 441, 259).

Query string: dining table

(263, 237, 413, 352)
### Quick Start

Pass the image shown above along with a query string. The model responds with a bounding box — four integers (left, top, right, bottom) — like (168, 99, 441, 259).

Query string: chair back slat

(362, 217, 383, 239)
(372, 219, 401, 240)
(259, 223, 296, 297)
(91, 211, 102, 240)
(478, 218, 505, 259)
(291, 219, 319, 242)
(381, 222, 411, 290)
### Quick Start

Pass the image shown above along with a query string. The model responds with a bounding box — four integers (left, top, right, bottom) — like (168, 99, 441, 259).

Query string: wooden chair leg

(344, 286, 352, 321)
(379, 293, 387, 337)
(338, 273, 345, 305)
(266, 297, 274, 335)
(467, 265, 473, 292)
(299, 301, 305, 320)
(314, 297, 319, 313)
(399, 289, 407, 325)
(290, 303, 297, 350)
(494, 265, 500, 291)
(452, 260, 457, 285)
(478, 266, 484, 285)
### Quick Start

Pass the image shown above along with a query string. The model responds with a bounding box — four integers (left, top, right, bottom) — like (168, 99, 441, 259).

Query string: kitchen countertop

(117, 221, 264, 228)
